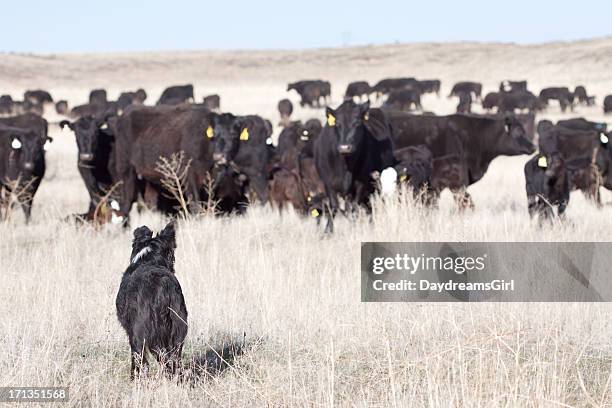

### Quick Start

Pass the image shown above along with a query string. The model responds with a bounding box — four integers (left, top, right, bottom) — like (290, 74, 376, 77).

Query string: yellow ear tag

(310, 208, 320, 218)
(307, 195, 312, 202)
(206, 126, 214, 138)
(538, 156, 547, 168)
(400, 174, 407, 182)
(327, 114, 336, 127)
(364, 111, 369, 121)
(601, 133, 609, 144)
(240, 128, 249, 141)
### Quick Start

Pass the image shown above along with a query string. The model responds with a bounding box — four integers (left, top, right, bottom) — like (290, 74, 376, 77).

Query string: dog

(115, 221, 188, 379)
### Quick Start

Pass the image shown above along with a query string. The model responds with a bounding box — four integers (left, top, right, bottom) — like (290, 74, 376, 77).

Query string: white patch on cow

(11, 139, 22, 149)
(110, 200, 120, 211)
(131, 246, 151, 263)
(380, 167, 398, 196)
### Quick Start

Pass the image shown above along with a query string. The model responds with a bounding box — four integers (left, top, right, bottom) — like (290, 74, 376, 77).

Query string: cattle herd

(1, 77, 611, 230)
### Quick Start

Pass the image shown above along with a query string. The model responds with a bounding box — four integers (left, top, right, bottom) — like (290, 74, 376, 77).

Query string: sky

(2, 0, 611, 53)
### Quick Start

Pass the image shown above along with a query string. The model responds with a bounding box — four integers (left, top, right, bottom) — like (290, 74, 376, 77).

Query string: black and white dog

(115, 221, 188, 379)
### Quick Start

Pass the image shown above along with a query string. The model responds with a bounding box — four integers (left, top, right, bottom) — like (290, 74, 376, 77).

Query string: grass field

(1, 39, 612, 406)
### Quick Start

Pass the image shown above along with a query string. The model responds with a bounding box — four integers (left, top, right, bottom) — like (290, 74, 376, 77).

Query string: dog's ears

(132, 226, 153, 249)
(158, 221, 177, 249)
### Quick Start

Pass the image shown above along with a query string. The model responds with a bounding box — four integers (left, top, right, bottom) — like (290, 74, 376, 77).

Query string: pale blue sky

(2, 0, 610, 53)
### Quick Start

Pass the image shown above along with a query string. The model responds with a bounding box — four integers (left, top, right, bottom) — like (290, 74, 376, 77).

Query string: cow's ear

(132, 226, 153, 249)
(363, 108, 391, 141)
(325, 107, 336, 127)
(158, 221, 177, 249)
(59, 120, 73, 131)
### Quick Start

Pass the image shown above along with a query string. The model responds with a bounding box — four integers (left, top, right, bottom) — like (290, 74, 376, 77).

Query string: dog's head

(130, 221, 177, 271)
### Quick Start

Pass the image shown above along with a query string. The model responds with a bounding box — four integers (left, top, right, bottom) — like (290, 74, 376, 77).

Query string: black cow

(116, 221, 187, 379)
(498, 91, 541, 113)
(89, 89, 108, 105)
(537, 121, 601, 204)
(605, 95, 612, 114)
(287, 80, 331, 107)
(202, 94, 220, 111)
(277, 98, 293, 126)
(371, 78, 418, 99)
(55, 100, 69, 115)
(387, 112, 535, 207)
(456, 92, 472, 114)
(71, 102, 118, 120)
(0, 123, 51, 223)
(524, 153, 569, 220)
(499, 80, 528, 92)
(314, 101, 395, 232)
(573, 86, 594, 106)
(417, 80, 441, 96)
(482, 92, 501, 111)
(60, 114, 118, 220)
(209, 113, 272, 204)
(157, 84, 194, 105)
(449, 82, 482, 101)
(117, 89, 147, 111)
(393, 145, 433, 199)
(24, 89, 53, 105)
(113, 105, 216, 217)
(344, 81, 371, 101)
(0, 95, 14, 115)
(539, 87, 574, 112)
(384, 89, 422, 111)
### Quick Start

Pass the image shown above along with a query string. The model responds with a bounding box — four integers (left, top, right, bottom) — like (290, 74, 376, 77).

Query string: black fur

(115, 221, 188, 379)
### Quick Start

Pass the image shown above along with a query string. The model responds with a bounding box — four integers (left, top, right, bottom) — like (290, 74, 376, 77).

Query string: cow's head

(297, 118, 322, 152)
(498, 114, 536, 156)
(207, 113, 238, 165)
(6, 127, 51, 172)
(325, 101, 368, 155)
(60, 113, 113, 163)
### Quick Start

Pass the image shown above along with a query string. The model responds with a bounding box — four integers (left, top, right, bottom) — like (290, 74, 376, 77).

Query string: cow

(71, 102, 118, 120)
(12, 100, 44, 116)
(287, 80, 331, 107)
(387, 112, 535, 207)
(112, 104, 216, 217)
(269, 156, 325, 215)
(314, 101, 395, 233)
(89, 89, 108, 105)
(417, 80, 441, 96)
(393, 145, 433, 200)
(499, 80, 528, 93)
(537, 121, 602, 205)
(55, 100, 69, 115)
(449, 82, 482, 101)
(456, 92, 472, 114)
(371, 78, 418, 100)
(157, 84, 194, 105)
(573, 86, 594, 106)
(384, 89, 422, 111)
(60, 113, 118, 220)
(277, 99, 293, 126)
(524, 153, 569, 220)
(0, 113, 48, 141)
(0, 95, 14, 115)
(117, 89, 147, 111)
(116, 221, 187, 379)
(539, 87, 574, 112)
(202, 94, 221, 111)
(0, 123, 52, 223)
(209, 113, 272, 204)
(498, 91, 541, 113)
(344, 81, 371, 101)
(24, 89, 53, 105)
(605, 95, 612, 114)
(482, 92, 501, 111)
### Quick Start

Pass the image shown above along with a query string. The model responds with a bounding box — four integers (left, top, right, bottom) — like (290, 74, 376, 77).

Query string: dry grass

(1, 39, 612, 406)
